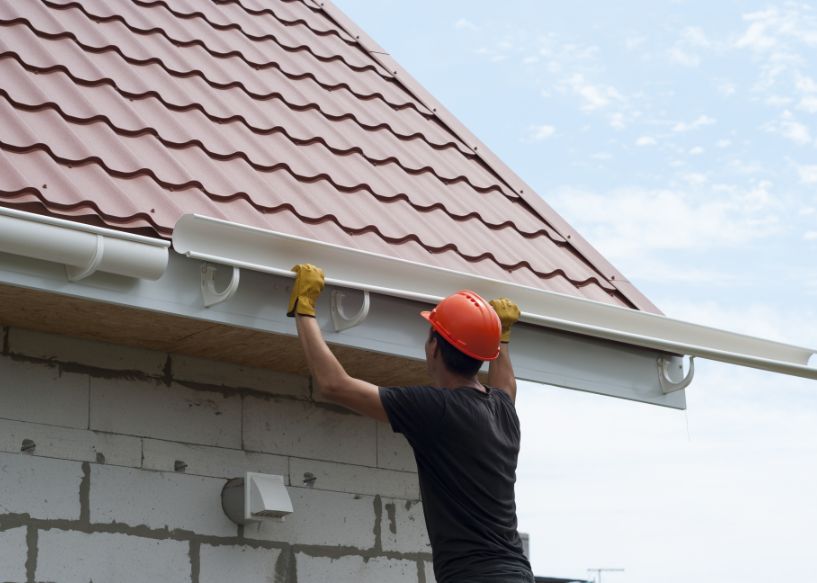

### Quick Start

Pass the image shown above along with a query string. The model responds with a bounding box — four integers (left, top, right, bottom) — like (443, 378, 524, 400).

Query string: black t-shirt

(379, 385, 532, 583)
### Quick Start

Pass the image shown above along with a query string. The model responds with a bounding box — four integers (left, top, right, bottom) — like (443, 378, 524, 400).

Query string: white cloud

(635, 135, 657, 146)
(799, 95, 817, 113)
(717, 81, 737, 97)
(682, 172, 708, 186)
(716, 139, 732, 148)
(527, 124, 555, 141)
(669, 26, 712, 67)
(765, 111, 812, 145)
(562, 73, 622, 111)
(795, 74, 817, 93)
(689, 146, 705, 155)
(798, 165, 817, 184)
(673, 115, 716, 132)
(681, 26, 711, 48)
(805, 231, 817, 241)
(669, 46, 701, 67)
(453, 18, 479, 31)
(608, 112, 626, 129)
(625, 36, 647, 51)
(735, 10, 779, 51)
(550, 184, 782, 266)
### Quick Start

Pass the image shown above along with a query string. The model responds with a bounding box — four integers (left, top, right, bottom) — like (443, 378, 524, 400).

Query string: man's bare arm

(488, 298, 521, 403)
(488, 343, 517, 402)
(295, 314, 388, 422)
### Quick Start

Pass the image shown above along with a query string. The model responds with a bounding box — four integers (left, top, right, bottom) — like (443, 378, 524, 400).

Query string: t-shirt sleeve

(378, 386, 447, 448)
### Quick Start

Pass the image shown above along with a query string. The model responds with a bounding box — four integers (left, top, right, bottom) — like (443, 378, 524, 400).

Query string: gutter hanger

(0, 207, 169, 281)
(172, 214, 817, 381)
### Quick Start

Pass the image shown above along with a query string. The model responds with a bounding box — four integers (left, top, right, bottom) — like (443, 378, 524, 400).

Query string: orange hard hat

(420, 290, 501, 361)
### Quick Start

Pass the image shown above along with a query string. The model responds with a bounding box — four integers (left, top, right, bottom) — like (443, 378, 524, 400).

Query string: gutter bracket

(331, 289, 370, 332)
(201, 263, 240, 308)
(658, 355, 695, 394)
(66, 234, 104, 282)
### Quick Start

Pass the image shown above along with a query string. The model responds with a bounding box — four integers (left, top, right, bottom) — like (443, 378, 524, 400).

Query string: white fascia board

(0, 207, 169, 280)
(0, 247, 686, 408)
(172, 214, 817, 381)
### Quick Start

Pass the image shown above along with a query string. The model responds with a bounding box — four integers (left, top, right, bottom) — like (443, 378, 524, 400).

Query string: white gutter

(0, 207, 169, 281)
(172, 214, 816, 381)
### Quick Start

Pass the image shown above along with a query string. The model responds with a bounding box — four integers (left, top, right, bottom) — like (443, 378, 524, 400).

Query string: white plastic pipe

(0, 207, 169, 280)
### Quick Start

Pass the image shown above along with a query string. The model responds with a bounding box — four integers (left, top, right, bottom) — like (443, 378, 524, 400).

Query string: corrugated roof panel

(0, 0, 659, 312)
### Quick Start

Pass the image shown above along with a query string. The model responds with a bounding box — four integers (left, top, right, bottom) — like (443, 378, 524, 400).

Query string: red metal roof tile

(0, 0, 659, 312)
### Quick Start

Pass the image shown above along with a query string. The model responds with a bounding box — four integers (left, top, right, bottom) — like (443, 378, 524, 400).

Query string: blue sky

(334, 2, 817, 582)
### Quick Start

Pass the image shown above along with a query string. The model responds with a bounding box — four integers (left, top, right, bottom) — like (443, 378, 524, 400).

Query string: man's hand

(287, 263, 325, 317)
(489, 298, 520, 343)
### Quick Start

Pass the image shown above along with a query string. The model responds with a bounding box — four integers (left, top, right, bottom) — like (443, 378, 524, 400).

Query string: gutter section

(172, 214, 817, 381)
(0, 207, 169, 280)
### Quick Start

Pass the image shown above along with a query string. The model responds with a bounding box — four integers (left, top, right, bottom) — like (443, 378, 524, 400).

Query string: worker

(289, 263, 534, 583)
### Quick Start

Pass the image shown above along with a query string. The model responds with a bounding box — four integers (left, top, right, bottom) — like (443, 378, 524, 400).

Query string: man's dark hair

(430, 329, 483, 377)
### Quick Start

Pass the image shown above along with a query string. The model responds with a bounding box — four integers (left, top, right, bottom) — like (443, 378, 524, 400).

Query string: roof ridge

(313, 0, 660, 313)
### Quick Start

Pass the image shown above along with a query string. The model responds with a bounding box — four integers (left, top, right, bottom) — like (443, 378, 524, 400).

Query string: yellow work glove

(490, 298, 520, 343)
(287, 264, 325, 317)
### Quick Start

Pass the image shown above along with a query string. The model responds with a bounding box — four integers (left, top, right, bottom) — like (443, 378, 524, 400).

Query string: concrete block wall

(0, 326, 435, 583)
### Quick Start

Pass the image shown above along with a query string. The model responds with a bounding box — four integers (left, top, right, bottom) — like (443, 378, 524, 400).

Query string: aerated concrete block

(243, 395, 377, 466)
(377, 422, 416, 472)
(424, 561, 437, 583)
(90, 465, 236, 537)
(8, 327, 167, 376)
(0, 356, 89, 429)
(0, 452, 82, 520)
(0, 526, 27, 582)
(295, 554, 418, 583)
(36, 530, 190, 583)
(90, 377, 241, 448)
(142, 438, 288, 481)
(172, 353, 309, 398)
(381, 498, 431, 554)
(243, 487, 376, 549)
(199, 544, 282, 583)
(289, 457, 419, 500)
(0, 419, 141, 467)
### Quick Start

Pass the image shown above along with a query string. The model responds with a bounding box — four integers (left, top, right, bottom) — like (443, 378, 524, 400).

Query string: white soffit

(173, 214, 817, 381)
(0, 207, 169, 281)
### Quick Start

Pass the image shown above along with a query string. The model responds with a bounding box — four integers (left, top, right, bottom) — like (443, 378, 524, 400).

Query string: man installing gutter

(289, 263, 534, 583)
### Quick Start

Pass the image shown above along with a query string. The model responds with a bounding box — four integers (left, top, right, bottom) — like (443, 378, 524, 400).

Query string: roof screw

(303, 472, 317, 487)
(21, 439, 36, 454)
(174, 460, 188, 472)
(474, 146, 479, 151)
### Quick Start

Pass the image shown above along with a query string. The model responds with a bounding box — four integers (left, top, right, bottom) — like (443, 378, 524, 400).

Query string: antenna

(587, 567, 625, 583)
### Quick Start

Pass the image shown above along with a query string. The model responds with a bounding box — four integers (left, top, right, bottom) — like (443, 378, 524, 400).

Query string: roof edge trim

(172, 214, 817, 381)
(0, 207, 169, 280)
(315, 0, 660, 314)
